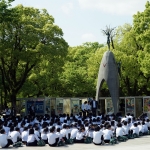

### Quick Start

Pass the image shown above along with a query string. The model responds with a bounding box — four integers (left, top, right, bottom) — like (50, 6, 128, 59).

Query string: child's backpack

(37, 140, 45, 146)
(117, 136, 128, 142)
(110, 137, 118, 145)
(57, 141, 65, 146)
(127, 134, 134, 139)
(65, 139, 74, 144)
(139, 132, 143, 136)
(84, 137, 92, 144)
(13, 141, 23, 147)
(133, 133, 139, 138)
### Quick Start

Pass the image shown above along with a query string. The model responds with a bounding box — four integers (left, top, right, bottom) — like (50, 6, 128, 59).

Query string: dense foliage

(0, 1, 150, 107)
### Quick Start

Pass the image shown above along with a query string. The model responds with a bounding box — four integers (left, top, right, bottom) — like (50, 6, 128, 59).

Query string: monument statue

(102, 26, 115, 50)
(96, 26, 119, 114)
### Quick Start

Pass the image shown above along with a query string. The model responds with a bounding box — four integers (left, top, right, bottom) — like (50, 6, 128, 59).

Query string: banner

(143, 97, 150, 113)
(125, 97, 135, 114)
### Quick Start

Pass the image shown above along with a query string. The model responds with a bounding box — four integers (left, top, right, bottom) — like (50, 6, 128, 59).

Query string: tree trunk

(10, 93, 16, 107)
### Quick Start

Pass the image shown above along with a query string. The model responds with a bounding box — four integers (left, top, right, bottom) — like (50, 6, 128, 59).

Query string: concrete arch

(96, 50, 119, 114)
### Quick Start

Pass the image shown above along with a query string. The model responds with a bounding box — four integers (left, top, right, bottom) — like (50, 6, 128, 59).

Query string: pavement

(1, 135, 150, 150)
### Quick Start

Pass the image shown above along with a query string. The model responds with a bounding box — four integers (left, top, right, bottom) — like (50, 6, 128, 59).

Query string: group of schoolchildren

(0, 111, 149, 148)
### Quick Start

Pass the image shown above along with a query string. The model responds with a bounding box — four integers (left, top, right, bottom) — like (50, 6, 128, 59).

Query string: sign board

(71, 98, 80, 115)
(26, 98, 44, 114)
(125, 97, 135, 115)
(105, 98, 114, 115)
(45, 97, 51, 114)
(143, 97, 150, 113)
(56, 98, 64, 114)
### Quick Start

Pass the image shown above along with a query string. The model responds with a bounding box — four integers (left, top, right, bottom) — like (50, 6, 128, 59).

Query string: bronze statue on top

(102, 26, 115, 50)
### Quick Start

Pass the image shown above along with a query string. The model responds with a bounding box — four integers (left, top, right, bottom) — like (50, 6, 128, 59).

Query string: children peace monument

(96, 27, 119, 114)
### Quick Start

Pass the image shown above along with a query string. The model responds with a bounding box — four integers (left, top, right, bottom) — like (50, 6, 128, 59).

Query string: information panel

(125, 97, 135, 115)
(143, 97, 150, 113)
(26, 98, 44, 114)
(105, 98, 114, 114)
(56, 98, 64, 114)
(71, 98, 80, 115)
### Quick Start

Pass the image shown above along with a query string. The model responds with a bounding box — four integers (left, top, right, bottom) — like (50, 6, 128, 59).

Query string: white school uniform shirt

(25, 123, 29, 127)
(10, 131, 21, 143)
(93, 101, 96, 108)
(55, 125, 62, 130)
(87, 104, 91, 110)
(93, 131, 103, 144)
(60, 117, 65, 123)
(145, 121, 150, 127)
(60, 129, 69, 139)
(56, 132, 63, 141)
(34, 130, 40, 138)
(86, 130, 93, 138)
(0, 134, 11, 148)
(138, 125, 144, 133)
(20, 128, 24, 135)
(111, 126, 115, 133)
(85, 127, 89, 133)
(3, 126, 10, 135)
(103, 129, 113, 140)
(5, 109, 11, 115)
(41, 133, 48, 140)
(143, 124, 148, 132)
(81, 104, 86, 111)
(122, 125, 129, 135)
(27, 134, 40, 143)
(130, 126, 139, 135)
(47, 133, 58, 145)
(121, 117, 128, 122)
(71, 128, 78, 139)
(116, 127, 125, 137)
(76, 132, 85, 140)
(22, 131, 29, 142)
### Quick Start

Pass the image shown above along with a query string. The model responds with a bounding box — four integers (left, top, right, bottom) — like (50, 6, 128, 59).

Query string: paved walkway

(1, 135, 150, 150)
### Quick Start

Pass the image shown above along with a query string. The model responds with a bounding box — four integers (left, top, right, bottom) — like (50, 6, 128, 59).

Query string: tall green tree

(60, 42, 104, 97)
(0, 5, 68, 106)
(133, 1, 150, 93)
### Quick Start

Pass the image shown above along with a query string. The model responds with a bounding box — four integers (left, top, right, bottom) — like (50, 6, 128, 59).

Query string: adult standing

(11, 107, 16, 117)
(29, 103, 35, 116)
(90, 97, 98, 116)
(81, 101, 88, 117)
(5, 106, 11, 118)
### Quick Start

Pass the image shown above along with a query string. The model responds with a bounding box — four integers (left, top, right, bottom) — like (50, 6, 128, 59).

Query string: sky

(12, 0, 148, 46)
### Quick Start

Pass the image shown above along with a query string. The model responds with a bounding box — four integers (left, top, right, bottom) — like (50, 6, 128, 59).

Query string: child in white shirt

(26, 128, 40, 146)
(10, 127, 21, 143)
(47, 127, 59, 147)
(21, 127, 29, 144)
(93, 126, 104, 145)
(116, 123, 125, 137)
(103, 124, 113, 143)
(41, 128, 49, 144)
(130, 123, 139, 136)
(70, 124, 78, 140)
(75, 127, 86, 143)
(0, 129, 13, 148)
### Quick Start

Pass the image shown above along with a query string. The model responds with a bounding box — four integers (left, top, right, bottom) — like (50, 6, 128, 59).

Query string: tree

(0, 5, 68, 106)
(113, 24, 150, 96)
(133, 1, 150, 86)
(60, 42, 104, 97)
